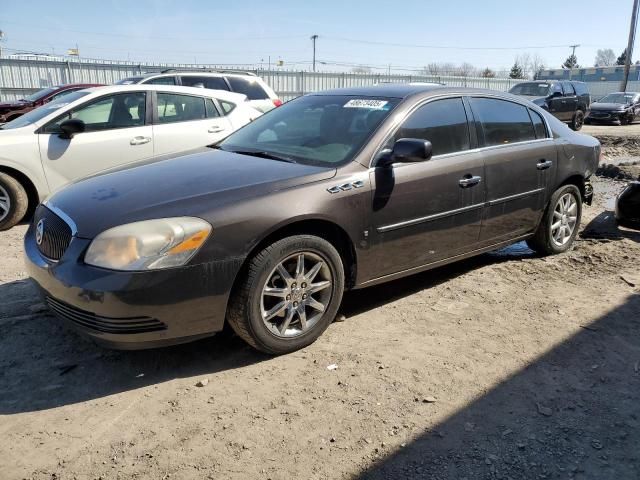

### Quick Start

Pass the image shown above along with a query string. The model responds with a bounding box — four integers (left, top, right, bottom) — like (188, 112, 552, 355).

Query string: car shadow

(0, 242, 538, 415)
(356, 293, 640, 479)
(0, 279, 268, 414)
(581, 210, 640, 243)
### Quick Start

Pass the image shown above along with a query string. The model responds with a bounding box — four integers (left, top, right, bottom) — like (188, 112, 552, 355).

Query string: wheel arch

(231, 217, 359, 297)
(559, 173, 586, 199)
(0, 165, 40, 221)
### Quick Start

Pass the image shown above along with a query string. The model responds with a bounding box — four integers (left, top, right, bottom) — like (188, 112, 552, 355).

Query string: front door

(367, 97, 486, 278)
(38, 91, 153, 192)
(562, 82, 578, 119)
(152, 92, 232, 157)
(467, 97, 556, 244)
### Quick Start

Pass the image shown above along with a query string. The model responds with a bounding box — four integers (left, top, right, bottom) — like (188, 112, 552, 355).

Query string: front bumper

(24, 222, 242, 349)
(587, 111, 628, 122)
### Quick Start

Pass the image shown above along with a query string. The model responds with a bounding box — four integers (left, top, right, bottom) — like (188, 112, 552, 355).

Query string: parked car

(24, 85, 600, 354)
(586, 92, 640, 125)
(0, 85, 261, 230)
(616, 181, 640, 228)
(116, 70, 282, 113)
(0, 84, 102, 124)
(509, 80, 591, 131)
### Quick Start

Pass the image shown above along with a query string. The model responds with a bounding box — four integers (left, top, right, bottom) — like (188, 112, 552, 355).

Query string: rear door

(38, 91, 153, 191)
(151, 92, 232, 156)
(368, 97, 486, 277)
(468, 97, 557, 244)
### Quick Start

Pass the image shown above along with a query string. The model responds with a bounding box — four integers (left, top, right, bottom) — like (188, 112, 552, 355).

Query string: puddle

(488, 241, 536, 259)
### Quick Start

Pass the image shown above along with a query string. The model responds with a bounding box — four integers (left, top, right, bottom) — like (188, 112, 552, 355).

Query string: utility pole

(621, 0, 640, 92)
(568, 44, 580, 79)
(311, 34, 318, 72)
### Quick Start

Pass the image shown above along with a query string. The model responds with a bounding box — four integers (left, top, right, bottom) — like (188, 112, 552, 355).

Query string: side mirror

(378, 138, 432, 167)
(58, 118, 85, 139)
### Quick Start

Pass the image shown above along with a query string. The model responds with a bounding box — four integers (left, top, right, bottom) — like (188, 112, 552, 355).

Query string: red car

(0, 84, 102, 123)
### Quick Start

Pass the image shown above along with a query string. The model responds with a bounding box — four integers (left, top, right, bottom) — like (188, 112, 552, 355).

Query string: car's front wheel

(227, 235, 345, 354)
(0, 172, 29, 231)
(527, 184, 582, 255)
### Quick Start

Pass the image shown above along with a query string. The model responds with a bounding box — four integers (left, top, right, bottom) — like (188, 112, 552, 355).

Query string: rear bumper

(24, 222, 242, 349)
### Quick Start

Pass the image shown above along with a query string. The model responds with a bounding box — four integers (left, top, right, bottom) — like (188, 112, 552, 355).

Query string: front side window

(156, 93, 206, 123)
(226, 77, 269, 100)
(219, 95, 400, 166)
(43, 92, 146, 133)
(563, 83, 575, 95)
(551, 83, 563, 96)
(469, 97, 536, 146)
(388, 97, 470, 157)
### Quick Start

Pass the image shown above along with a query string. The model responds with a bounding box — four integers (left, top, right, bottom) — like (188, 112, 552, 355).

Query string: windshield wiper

(218, 147, 297, 163)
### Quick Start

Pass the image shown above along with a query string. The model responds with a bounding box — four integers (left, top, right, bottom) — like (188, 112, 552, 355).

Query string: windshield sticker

(344, 99, 389, 109)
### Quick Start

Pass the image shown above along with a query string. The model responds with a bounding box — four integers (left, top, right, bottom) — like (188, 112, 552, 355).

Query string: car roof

(310, 84, 523, 100)
(132, 70, 257, 79)
(78, 84, 248, 102)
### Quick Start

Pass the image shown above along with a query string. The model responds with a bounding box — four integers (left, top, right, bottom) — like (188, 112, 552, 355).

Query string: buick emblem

(36, 219, 45, 245)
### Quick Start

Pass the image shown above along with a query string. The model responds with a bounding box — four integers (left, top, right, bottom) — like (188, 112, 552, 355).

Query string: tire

(569, 110, 585, 131)
(227, 235, 345, 355)
(527, 184, 582, 255)
(0, 173, 29, 231)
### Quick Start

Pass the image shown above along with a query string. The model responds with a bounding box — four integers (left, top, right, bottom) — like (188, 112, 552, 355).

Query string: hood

(517, 95, 547, 105)
(46, 148, 336, 238)
(591, 102, 628, 111)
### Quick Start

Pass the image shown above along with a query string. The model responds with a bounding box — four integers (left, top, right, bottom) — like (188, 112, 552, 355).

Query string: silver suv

(116, 70, 281, 113)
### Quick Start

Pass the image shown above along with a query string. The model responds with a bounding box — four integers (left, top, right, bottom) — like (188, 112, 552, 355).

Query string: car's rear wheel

(227, 235, 345, 354)
(527, 184, 582, 255)
(0, 173, 29, 231)
(570, 110, 585, 131)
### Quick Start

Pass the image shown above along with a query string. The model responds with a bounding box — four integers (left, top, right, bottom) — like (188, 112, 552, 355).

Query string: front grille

(46, 296, 167, 334)
(34, 205, 72, 261)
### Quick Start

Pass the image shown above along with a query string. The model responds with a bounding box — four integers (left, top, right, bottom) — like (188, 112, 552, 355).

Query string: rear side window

(226, 77, 269, 100)
(181, 76, 229, 91)
(205, 99, 220, 118)
(219, 101, 236, 115)
(470, 97, 536, 146)
(529, 109, 548, 139)
(572, 82, 588, 96)
(156, 93, 206, 123)
(145, 76, 177, 85)
(392, 97, 470, 157)
(563, 83, 575, 95)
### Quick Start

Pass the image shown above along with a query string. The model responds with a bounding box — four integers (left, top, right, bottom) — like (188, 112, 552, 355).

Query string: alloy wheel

(0, 185, 10, 222)
(260, 251, 333, 338)
(550, 192, 578, 247)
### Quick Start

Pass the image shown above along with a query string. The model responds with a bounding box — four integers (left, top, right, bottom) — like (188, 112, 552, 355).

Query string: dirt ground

(1, 126, 639, 480)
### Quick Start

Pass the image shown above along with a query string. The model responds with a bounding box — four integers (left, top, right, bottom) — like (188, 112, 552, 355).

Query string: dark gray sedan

(25, 85, 601, 354)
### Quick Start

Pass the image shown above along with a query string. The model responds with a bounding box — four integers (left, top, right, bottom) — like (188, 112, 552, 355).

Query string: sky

(1, 0, 638, 74)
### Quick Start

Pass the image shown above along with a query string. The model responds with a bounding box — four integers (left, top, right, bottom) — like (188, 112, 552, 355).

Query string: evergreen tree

(617, 48, 629, 66)
(509, 62, 524, 79)
(562, 54, 579, 69)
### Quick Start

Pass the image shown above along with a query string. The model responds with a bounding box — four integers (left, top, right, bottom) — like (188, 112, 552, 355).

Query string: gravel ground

(1, 161, 639, 478)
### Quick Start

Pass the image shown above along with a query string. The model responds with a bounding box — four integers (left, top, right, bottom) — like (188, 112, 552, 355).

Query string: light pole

(311, 34, 318, 72)
(621, 0, 640, 92)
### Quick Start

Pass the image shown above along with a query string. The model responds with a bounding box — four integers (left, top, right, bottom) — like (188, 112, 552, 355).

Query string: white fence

(0, 57, 524, 102)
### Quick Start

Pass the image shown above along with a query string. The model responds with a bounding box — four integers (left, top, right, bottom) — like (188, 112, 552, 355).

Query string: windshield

(218, 95, 400, 166)
(1, 91, 90, 129)
(509, 82, 552, 97)
(599, 93, 637, 104)
(21, 87, 58, 102)
(115, 76, 144, 85)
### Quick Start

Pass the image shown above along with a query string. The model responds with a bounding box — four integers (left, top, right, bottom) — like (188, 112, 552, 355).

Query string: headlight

(85, 217, 212, 271)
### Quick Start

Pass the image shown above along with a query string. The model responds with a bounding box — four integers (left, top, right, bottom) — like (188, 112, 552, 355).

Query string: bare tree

(594, 48, 616, 66)
(530, 54, 546, 79)
(426, 63, 440, 75)
(515, 53, 532, 78)
(458, 62, 477, 77)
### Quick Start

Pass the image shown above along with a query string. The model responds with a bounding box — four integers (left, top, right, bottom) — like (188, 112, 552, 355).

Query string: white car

(0, 85, 262, 230)
(116, 70, 282, 113)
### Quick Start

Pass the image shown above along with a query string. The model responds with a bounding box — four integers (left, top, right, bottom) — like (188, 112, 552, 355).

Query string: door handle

(208, 126, 225, 133)
(459, 175, 482, 188)
(537, 159, 553, 170)
(130, 136, 151, 146)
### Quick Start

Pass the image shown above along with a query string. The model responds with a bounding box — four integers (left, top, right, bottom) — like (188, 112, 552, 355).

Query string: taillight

(273, 99, 283, 107)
